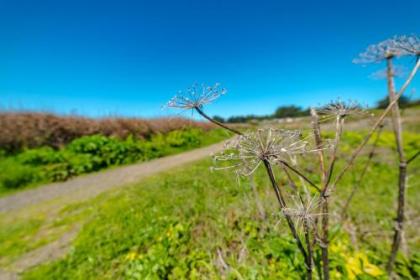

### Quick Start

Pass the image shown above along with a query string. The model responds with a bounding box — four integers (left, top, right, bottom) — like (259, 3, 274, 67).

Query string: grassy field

(0, 124, 419, 279)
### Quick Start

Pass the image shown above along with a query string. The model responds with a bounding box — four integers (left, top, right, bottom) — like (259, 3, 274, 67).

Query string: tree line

(214, 96, 419, 123)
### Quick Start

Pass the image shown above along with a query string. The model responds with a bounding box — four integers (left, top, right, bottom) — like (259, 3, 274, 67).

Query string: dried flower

(213, 128, 314, 176)
(353, 35, 420, 64)
(166, 83, 226, 110)
(282, 195, 323, 231)
(318, 100, 365, 118)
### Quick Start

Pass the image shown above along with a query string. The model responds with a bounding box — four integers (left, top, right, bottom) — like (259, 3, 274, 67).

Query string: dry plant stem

(325, 116, 345, 189)
(332, 58, 420, 189)
(263, 160, 312, 279)
(303, 218, 314, 280)
(281, 164, 315, 279)
(407, 150, 420, 164)
(194, 106, 243, 135)
(319, 115, 344, 280)
(201, 111, 312, 278)
(278, 160, 321, 192)
(310, 108, 326, 181)
(386, 57, 407, 274)
(341, 125, 384, 220)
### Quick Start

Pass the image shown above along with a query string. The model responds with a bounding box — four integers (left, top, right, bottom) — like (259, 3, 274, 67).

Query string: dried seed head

(353, 34, 420, 64)
(213, 128, 315, 177)
(282, 195, 323, 232)
(166, 83, 226, 110)
(318, 99, 365, 118)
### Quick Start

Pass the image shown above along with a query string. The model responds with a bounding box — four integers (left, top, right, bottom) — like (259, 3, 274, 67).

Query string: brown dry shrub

(0, 112, 214, 151)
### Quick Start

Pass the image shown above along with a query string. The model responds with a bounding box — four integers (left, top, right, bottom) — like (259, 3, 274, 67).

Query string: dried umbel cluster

(166, 83, 226, 110)
(353, 34, 420, 64)
(318, 99, 365, 119)
(282, 195, 322, 231)
(167, 33, 419, 279)
(213, 128, 314, 176)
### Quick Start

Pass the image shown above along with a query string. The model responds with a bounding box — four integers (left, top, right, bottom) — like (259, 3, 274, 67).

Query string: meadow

(1, 35, 420, 278)
(0, 108, 419, 279)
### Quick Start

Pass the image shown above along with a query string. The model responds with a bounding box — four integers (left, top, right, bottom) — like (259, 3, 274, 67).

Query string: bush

(0, 112, 214, 152)
(0, 128, 228, 192)
(0, 159, 38, 189)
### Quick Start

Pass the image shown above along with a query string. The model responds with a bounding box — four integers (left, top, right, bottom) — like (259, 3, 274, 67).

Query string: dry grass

(0, 112, 214, 152)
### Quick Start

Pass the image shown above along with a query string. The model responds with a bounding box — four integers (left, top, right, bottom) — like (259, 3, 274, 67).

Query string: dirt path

(0, 141, 230, 279)
(0, 140, 229, 213)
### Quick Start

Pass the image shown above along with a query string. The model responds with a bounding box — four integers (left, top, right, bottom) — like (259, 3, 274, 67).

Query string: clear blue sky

(1, 0, 419, 118)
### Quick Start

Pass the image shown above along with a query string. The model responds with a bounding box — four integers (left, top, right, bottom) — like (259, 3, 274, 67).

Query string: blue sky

(1, 0, 419, 118)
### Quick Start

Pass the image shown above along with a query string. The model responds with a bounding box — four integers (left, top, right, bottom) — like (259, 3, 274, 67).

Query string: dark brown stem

(320, 199, 329, 280)
(303, 218, 314, 280)
(386, 57, 407, 275)
(263, 160, 311, 278)
(194, 106, 243, 135)
(318, 115, 344, 280)
(341, 124, 384, 220)
(407, 150, 419, 165)
(280, 164, 314, 280)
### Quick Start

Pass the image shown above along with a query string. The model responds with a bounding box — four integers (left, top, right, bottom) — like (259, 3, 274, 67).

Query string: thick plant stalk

(386, 57, 407, 274)
(341, 124, 384, 220)
(332, 58, 420, 189)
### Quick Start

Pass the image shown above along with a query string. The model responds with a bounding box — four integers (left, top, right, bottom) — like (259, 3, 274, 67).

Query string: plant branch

(407, 150, 420, 165)
(194, 106, 243, 136)
(278, 160, 321, 192)
(263, 160, 311, 278)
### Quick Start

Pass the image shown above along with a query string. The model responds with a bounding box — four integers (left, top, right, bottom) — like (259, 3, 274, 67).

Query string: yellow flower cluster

(345, 252, 383, 280)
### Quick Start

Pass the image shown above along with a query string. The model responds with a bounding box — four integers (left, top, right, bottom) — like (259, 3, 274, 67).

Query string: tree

(274, 105, 309, 118)
(376, 95, 411, 109)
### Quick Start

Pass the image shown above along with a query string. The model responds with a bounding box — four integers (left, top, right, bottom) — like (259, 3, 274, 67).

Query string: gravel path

(0, 141, 228, 213)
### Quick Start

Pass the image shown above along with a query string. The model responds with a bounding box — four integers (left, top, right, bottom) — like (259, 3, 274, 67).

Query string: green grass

(0, 128, 231, 196)
(0, 126, 419, 279)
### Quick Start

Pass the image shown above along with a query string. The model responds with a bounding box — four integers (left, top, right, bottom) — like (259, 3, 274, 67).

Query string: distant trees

(213, 97, 420, 124)
(274, 105, 309, 118)
(213, 105, 310, 123)
(376, 95, 419, 109)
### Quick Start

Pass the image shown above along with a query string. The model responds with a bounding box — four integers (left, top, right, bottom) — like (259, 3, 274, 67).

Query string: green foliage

(0, 128, 229, 194)
(0, 159, 38, 189)
(19, 150, 418, 279)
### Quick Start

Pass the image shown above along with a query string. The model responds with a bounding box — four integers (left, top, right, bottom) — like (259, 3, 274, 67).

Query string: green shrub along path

(0, 128, 230, 196)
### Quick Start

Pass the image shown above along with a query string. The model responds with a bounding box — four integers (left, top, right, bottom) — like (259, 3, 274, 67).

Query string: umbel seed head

(353, 34, 420, 64)
(166, 83, 226, 110)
